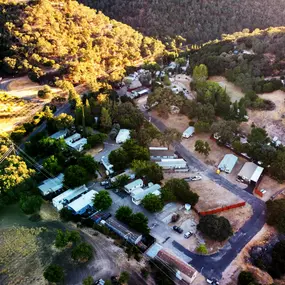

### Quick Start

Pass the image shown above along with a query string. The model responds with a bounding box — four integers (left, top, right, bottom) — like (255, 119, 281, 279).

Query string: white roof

(38, 173, 64, 196)
(101, 156, 114, 174)
(125, 179, 144, 191)
(68, 138, 87, 150)
(131, 184, 161, 201)
(183, 126, 195, 136)
(251, 166, 264, 183)
(149, 147, 168, 150)
(156, 158, 187, 169)
(52, 185, 88, 210)
(238, 162, 264, 182)
(50, 129, 68, 139)
(67, 190, 97, 213)
(218, 154, 238, 173)
(65, 133, 81, 143)
(116, 129, 130, 144)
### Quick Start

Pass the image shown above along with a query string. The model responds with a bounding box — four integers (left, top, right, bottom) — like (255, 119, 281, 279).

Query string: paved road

(146, 112, 266, 280)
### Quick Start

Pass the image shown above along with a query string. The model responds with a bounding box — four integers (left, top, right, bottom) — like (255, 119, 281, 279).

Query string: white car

(206, 279, 219, 285)
(189, 175, 202, 181)
(184, 231, 193, 239)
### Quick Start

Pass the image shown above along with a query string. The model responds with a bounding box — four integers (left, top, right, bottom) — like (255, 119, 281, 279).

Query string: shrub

(19, 195, 42, 215)
(43, 264, 64, 283)
(71, 242, 93, 262)
(196, 244, 208, 254)
(238, 271, 255, 285)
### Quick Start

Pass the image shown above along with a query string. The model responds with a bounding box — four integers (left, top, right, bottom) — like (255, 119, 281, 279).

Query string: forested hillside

(0, 0, 164, 86)
(79, 0, 285, 43)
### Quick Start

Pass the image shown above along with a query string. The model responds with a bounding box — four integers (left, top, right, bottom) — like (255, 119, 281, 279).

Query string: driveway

(144, 112, 266, 280)
(93, 141, 120, 162)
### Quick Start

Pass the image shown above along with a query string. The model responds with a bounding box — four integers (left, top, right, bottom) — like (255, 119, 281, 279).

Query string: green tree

(238, 271, 255, 285)
(163, 75, 171, 86)
(87, 133, 107, 147)
(162, 178, 199, 205)
(248, 127, 269, 144)
(211, 120, 239, 144)
(93, 190, 112, 210)
(53, 113, 75, 130)
(55, 230, 81, 248)
(19, 195, 42, 214)
(194, 140, 211, 156)
(197, 215, 233, 241)
(266, 199, 285, 233)
(118, 271, 130, 284)
(38, 85, 53, 99)
(84, 99, 94, 126)
(161, 128, 182, 147)
(270, 240, 285, 278)
(130, 212, 150, 234)
(82, 276, 94, 285)
(109, 148, 130, 171)
(269, 150, 285, 182)
(116, 206, 133, 224)
(142, 193, 164, 212)
(44, 264, 64, 283)
(194, 121, 211, 133)
(100, 107, 112, 130)
(64, 165, 89, 188)
(78, 154, 99, 175)
(72, 242, 93, 262)
(193, 64, 208, 83)
(131, 160, 163, 184)
(196, 244, 208, 254)
(43, 155, 62, 175)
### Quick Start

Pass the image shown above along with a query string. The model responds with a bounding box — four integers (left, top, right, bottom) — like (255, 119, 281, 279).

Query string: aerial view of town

(1, 0, 285, 285)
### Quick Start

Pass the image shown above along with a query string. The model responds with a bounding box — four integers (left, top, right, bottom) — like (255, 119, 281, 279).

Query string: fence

(198, 201, 246, 216)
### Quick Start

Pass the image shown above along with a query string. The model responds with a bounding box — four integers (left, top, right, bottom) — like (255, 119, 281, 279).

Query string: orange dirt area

(151, 111, 189, 133)
(241, 90, 285, 144)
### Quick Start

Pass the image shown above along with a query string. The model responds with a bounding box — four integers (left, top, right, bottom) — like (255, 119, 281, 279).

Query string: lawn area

(209, 76, 245, 103)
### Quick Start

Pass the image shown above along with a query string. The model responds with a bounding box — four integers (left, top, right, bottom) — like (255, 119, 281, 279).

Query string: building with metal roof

(156, 158, 188, 170)
(68, 137, 87, 152)
(64, 133, 81, 144)
(38, 173, 64, 196)
(101, 218, 142, 245)
(150, 149, 177, 161)
(101, 156, 114, 175)
(131, 183, 161, 205)
(50, 129, 68, 140)
(124, 179, 144, 194)
(237, 162, 264, 184)
(218, 154, 238, 174)
(67, 190, 97, 215)
(115, 129, 130, 144)
(52, 185, 89, 211)
(182, 126, 195, 138)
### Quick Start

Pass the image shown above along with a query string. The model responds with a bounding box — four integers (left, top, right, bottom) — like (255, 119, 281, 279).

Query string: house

(182, 126, 195, 138)
(101, 156, 114, 175)
(68, 138, 87, 152)
(130, 87, 151, 98)
(150, 149, 177, 161)
(124, 179, 144, 194)
(128, 79, 142, 91)
(116, 129, 130, 144)
(110, 170, 135, 183)
(101, 217, 142, 244)
(156, 250, 197, 284)
(156, 158, 188, 170)
(237, 162, 264, 184)
(38, 173, 64, 196)
(149, 146, 168, 151)
(131, 183, 161, 205)
(64, 133, 81, 144)
(218, 154, 238, 174)
(52, 185, 89, 211)
(67, 190, 97, 215)
(50, 129, 68, 140)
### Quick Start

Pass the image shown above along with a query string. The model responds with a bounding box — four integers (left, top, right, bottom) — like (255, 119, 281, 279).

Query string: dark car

(173, 225, 183, 234)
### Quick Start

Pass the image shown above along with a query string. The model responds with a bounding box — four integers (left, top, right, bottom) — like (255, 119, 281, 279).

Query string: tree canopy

(64, 165, 89, 188)
(141, 193, 164, 212)
(44, 264, 64, 283)
(266, 199, 285, 233)
(197, 215, 233, 241)
(93, 190, 112, 210)
(71, 242, 93, 263)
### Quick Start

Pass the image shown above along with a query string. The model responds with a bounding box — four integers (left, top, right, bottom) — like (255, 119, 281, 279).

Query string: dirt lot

(220, 224, 276, 285)
(209, 76, 245, 103)
(241, 90, 285, 144)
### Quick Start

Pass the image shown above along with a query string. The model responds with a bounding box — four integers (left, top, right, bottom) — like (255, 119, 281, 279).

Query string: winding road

(146, 112, 266, 280)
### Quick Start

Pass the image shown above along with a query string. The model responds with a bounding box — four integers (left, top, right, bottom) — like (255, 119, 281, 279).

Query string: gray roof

(131, 184, 161, 201)
(238, 162, 264, 182)
(156, 158, 187, 169)
(50, 129, 68, 139)
(150, 149, 176, 157)
(124, 179, 144, 191)
(218, 154, 238, 173)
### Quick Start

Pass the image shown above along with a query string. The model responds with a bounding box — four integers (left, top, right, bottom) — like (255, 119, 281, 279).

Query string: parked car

(260, 189, 267, 194)
(100, 180, 109, 186)
(207, 278, 219, 285)
(173, 226, 183, 234)
(184, 231, 193, 239)
(189, 175, 202, 181)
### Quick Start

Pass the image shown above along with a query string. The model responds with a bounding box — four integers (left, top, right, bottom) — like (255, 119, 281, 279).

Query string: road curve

(146, 112, 266, 280)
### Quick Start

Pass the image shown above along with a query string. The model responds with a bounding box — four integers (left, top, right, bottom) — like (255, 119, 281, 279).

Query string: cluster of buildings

(50, 129, 87, 152)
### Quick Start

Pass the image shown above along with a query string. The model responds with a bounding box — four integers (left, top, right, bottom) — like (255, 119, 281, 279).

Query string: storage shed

(38, 173, 64, 196)
(115, 129, 130, 144)
(182, 126, 195, 138)
(237, 162, 264, 184)
(156, 158, 188, 170)
(218, 154, 238, 174)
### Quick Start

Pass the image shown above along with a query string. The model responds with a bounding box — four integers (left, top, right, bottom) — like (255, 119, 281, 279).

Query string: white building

(124, 179, 144, 194)
(150, 149, 177, 161)
(110, 170, 135, 183)
(67, 190, 97, 215)
(65, 133, 81, 144)
(237, 162, 264, 184)
(218, 154, 238, 174)
(101, 156, 114, 175)
(131, 183, 161, 205)
(68, 138, 87, 152)
(156, 158, 188, 170)
(149, 146, 168, 151)
(50, 129, 68, 140)
(52, 185, 89, 211)
(182, 126, 195, 138)
(116, 129, 130, 144)
(38, 173, 64, 196)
